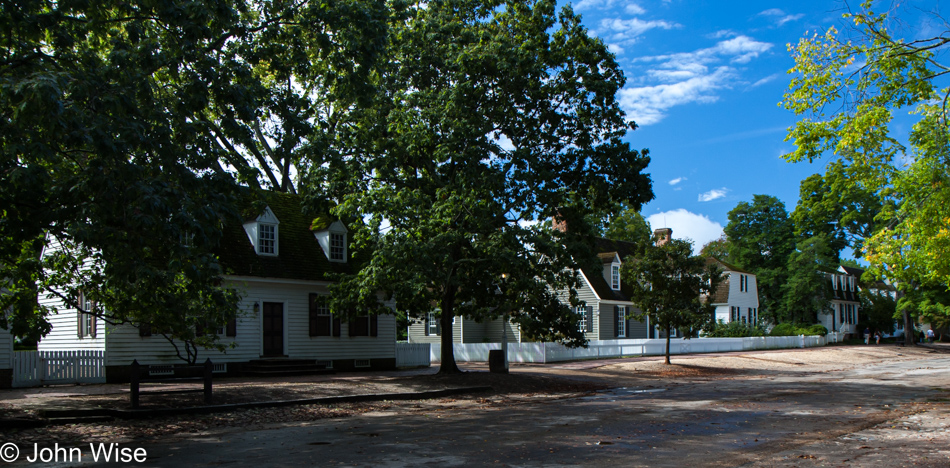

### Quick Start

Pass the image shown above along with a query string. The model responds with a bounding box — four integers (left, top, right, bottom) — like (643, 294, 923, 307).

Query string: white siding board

(0, 326, 12, 370)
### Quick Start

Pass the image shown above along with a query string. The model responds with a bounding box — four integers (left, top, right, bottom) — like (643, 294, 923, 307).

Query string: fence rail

(13, 350, 106, 387)
(429, 335, 829, 364)
(395, 343, 431, 368)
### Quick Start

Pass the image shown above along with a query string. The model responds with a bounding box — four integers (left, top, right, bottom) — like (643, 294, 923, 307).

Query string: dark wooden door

(262, 302, 284, 357)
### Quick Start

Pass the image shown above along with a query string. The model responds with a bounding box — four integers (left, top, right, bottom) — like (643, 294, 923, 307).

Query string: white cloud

(619, 67, 733, 125)
(751, 74, 779, 87)
(698, 188, 728, 202)
(597, 18, 679, 48)
(758, 8, 804, 26)
(608, 43, 625, 55)
(619, 35, 772, 125)
(668, 177, 686, 185)
(574, 0, 645, 13)
(625, 3, 646, 15)
(646, 209, 724, 254)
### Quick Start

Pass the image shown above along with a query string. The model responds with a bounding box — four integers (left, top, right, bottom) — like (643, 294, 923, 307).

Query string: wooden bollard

(203, 358, 213, 404)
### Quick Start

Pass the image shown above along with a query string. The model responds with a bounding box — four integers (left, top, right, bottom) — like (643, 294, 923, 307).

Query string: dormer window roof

(242, 206, 280, 256)
(315, 220, 348, 263)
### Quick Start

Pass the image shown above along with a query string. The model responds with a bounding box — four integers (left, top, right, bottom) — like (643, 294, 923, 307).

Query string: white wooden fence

(430, 335, 829, 363)
(13, 350, 106, 387)
(396, 343, 431, 367)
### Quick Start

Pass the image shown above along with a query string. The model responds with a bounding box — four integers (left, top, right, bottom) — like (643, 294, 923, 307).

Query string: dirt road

(123, 346, 949, 467)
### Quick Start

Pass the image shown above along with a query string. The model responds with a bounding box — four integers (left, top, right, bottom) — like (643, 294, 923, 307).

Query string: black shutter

(370, 314, 378, 337)
(614, 306, 620, 337)
(585, 306, 593, 332)
(90, 312, 97, 338)
(226, 318, 237, 337)
(333, 316, 341, 337)
(436, 315, 442, 335)
(309, 293, 318, 337)
(424, 314, 430, 336)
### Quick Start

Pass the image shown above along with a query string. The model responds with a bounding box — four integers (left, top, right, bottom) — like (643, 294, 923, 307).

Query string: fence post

(130, 360, 140, 409)
(203, 359, 213, 404)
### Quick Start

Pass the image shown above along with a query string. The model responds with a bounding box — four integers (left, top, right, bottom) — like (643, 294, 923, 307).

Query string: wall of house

(598, 303, 648, 340)
(407, 315, 462, 344)
(714, 271, 759, 323)
(37, 289, 107, 352)
(822, 300, 859, 336)
(461, 319, 487, 343)
(572, 274, 602, 340)
(483, 318, 521, 343)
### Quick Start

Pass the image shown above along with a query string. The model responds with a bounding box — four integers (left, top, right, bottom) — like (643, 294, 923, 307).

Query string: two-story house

(707, 258, 760, 325)
(818, 265, 861, 338)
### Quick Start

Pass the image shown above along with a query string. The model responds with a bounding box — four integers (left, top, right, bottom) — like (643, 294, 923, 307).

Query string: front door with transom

(262, 302, 284, 357)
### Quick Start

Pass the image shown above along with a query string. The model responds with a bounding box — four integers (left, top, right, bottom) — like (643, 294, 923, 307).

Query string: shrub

(702, 320, 766, 338)
(769, 323, 828, 336)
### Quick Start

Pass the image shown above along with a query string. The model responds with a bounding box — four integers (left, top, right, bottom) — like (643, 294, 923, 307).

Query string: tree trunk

(438, 291, 462, 374)
(664, 326, 671, 365)
(903, 308, 915, 346)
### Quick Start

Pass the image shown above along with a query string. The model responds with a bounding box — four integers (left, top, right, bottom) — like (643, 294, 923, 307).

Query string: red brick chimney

(653, 227, 672, 246)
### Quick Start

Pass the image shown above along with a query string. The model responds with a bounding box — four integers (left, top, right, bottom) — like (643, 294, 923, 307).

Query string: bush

(702, 320, 766, 338)
(769, 323, 828, 336)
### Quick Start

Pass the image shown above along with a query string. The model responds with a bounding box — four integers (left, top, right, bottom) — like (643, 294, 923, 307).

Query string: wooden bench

(129, 359, 213, 409)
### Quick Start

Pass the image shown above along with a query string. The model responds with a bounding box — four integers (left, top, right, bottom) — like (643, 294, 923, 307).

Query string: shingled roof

(706, 258, 743, 305)
(217, 191, 353, 281)
(580, 237, 642, 302)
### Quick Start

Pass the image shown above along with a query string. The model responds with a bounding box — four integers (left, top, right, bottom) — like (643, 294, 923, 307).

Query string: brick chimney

(653, 227, 672, 246)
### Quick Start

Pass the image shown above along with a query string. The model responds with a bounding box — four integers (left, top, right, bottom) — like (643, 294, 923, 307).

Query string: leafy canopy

(310, 0, 654, 372)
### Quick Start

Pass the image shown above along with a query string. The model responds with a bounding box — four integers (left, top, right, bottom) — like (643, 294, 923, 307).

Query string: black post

(203, 359, 213, 404)
(130, 360, 140, 409)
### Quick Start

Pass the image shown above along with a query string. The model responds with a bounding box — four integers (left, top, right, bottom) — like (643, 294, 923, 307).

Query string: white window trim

(616, 305, 627, 337)
(427, 312, 439, 336)
(611, 264, 621, 290)
(329, 232, 346, 261)
(575, 306, 588, 333)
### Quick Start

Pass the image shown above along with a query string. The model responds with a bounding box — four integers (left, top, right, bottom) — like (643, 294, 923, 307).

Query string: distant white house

(817, 265, 862, 338)
(707, 258, 759, 325)
(36, 191, 398, 381)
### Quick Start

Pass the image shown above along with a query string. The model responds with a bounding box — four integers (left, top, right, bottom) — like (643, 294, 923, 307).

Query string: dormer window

(315, 220, 348, 263)
(330, 232, 345, 261)
(242, 206, 280, 256)
(611, 264, 621, 290)
(259, 223, 276, 254)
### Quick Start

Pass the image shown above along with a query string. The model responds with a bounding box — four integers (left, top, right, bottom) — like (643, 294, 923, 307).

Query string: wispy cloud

(751, 74, 779, 87)
(619, 35, 772, 125)
(758, 8, 804, 27)
(597, 17, 679, 49)
(646, 209, 724, 255)
(574, 0, 645, 13)
(668, 177, 686, 185)
(698, 188, 728, 202)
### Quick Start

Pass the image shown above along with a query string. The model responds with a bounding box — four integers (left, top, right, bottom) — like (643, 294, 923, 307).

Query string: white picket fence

(13, 350, 106, 387)
(396, 343, 431, 367)
(429, 335, 829, 364)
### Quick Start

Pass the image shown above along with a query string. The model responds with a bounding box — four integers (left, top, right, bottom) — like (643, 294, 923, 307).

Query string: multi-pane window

(78, 292, 96, 338)
(576, 307, 588, 332)
(330, 233, 345, 261)
(427, 312, 439, 336)
(616, 306, 627, 337)
(611, 264, 621, 290)
(258, 223, 276, 254)
(309, 293, 337, 337)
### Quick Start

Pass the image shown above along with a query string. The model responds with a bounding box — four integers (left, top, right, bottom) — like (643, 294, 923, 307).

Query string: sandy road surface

(110, 346, 950, 468)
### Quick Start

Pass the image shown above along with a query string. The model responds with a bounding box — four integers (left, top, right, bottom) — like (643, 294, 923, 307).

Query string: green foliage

(782, 3, 950, 289)
(702, 320, 766, 338)
(724, 195, 795, 323)
(311, 0, 654, 372)
(0, 0, 389, 362)
(769, 323, 827, 336)
(782, 235, 836, 324)
(700, 235, 731, 263)
(859, 287, 898, 335)
(623, 238, 723, 364)
(604, 208, 652, 254)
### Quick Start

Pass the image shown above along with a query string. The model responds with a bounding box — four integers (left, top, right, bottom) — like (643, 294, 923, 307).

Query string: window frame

(329, 232, 345, 261)
(611, 264, 621, 290)
(615, 305, 627, 338)
(258, 223, 278, 255)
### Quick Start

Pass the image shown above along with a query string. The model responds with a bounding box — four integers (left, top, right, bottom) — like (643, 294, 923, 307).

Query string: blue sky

(564, 0, 864, 250)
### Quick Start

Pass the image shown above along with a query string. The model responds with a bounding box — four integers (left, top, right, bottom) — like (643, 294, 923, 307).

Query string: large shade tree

(311, 0, 654, 373)
(0, 0, 389, 361)
(782, 1, 950, 343)
(724, 195, 795, 324)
